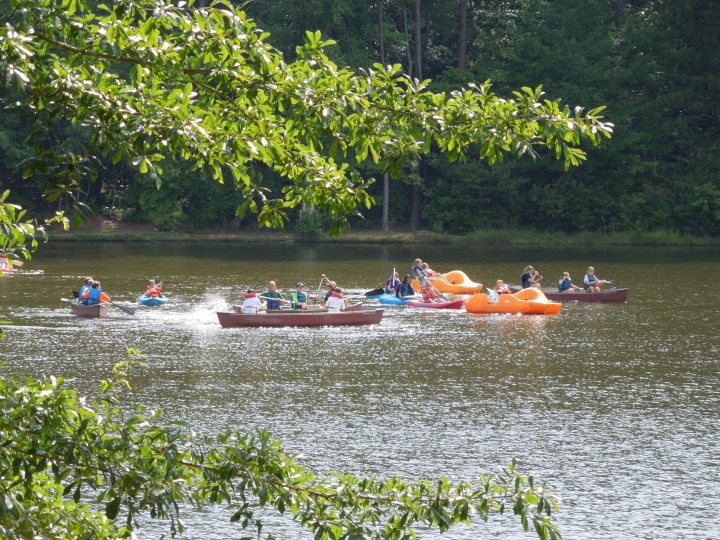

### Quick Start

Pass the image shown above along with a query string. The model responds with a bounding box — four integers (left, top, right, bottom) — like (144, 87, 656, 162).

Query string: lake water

(1, 242, 719, 539)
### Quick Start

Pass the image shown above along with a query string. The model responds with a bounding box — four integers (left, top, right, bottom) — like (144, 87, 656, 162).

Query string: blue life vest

(412, 264, 427, 285)
(265, 291, 281, 310)
(86, 287, 102, 305)
(583, 274, 598, 290)
(78, 285, 88, 302)
(521, 272, 533, 289)
(291, 291, 307, 309)
(558, 279, 572, 292)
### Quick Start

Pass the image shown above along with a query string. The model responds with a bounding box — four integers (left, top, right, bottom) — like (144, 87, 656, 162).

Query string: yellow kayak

(411, 270, 483, 295)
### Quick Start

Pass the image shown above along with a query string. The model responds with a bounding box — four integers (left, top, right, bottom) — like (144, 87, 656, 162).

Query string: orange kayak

(465, 288, 562, 315)
(411, 270, 483, 294)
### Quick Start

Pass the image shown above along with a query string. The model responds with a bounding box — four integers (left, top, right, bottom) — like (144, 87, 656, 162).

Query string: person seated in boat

(558, 272, 583, 293)
(145, 279, 162, 298)
(290, 282, 308, 310)
(259, 281, 285, 310)
(82, 280, 110, 305)
(492, 279, 513, 294)
(396, 275, 416, 300)
(241, 289, 265, 314)
(412, 259, 428, 286)
(521, 266, 543, 289)
(325, 287, 346, 312)
(421, 262, 441, 278)
(385, 272, 400, 295)
(78, 277, 93, 302)
(321, 280, 337, 306)
(421, 285, 440, 303)
(583, 266, 603, 293)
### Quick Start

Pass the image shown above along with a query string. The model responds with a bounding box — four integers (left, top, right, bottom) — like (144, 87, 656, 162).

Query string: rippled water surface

(2, 242, 719, 539)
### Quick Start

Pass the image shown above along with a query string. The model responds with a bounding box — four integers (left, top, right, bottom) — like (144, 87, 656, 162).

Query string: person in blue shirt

(558, 272, 582, 293)
(521, 266, 542, 289)
(396, 275, 415, 300)
(77, 277, 93, 302)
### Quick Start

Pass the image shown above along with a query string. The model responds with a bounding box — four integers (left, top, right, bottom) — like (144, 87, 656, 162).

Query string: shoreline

(45, 224, 719, 246)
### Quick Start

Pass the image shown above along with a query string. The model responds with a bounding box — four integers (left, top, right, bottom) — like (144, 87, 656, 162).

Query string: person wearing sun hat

(289, 282, 308, 310)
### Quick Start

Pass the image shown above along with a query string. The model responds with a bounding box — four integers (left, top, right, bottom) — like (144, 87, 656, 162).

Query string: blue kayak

(137, 295, 168, 306)
(377, 293, 411, 305)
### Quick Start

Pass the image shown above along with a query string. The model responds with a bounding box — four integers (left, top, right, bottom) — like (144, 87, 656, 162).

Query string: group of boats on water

(57, 265, 629, 328)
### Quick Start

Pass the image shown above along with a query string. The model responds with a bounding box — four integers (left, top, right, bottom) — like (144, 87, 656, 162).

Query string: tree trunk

(615, 0, 624, 29)
(378, 2, 390, 232)
(410, 0, 423, 229)
(414, 0, 422, 80)
(378, 1, 385, 65)
(458, 0, 468, 69)
(403, 3, 412, 76)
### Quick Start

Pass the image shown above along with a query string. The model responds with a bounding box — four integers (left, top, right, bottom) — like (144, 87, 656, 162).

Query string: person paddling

(583, 266, 604, 293)
(145, 279, 162, 298)
(521, 266, 543, 289)
(259, 281, 285, 310)
(325, 287, 345, 312)
(321, 278, 337, 306)
(82, 280, 110, 305)
(385, 272, 400, 295)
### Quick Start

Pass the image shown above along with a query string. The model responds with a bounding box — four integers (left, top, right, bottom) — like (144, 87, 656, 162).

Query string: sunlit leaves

(0, 0, 611, 233)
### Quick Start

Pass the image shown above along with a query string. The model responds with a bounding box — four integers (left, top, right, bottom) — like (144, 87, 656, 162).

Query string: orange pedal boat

(411, 270, 483, 295)
(465, 288, 562, 315)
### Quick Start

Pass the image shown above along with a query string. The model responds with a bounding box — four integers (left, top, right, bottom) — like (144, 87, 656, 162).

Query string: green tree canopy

(0, 0, 611, 234)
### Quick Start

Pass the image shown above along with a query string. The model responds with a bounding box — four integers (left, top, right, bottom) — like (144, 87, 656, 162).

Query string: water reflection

(1, 243, 719, 539)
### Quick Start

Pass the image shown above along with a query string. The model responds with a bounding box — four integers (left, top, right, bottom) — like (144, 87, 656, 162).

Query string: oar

(108, 301, 135, 315)
(259, 295, 293, 305)
(313, 275, 325, 305)
(424, 278, 449, 302)
(364, 288, 385, 297)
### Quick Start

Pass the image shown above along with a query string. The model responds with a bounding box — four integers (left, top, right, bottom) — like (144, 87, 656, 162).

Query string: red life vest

(331, 291, 343, 299)
(244, 292, 257, 298)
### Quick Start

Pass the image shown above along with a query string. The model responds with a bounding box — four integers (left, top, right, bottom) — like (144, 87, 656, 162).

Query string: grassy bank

(48, 222, 717, 246)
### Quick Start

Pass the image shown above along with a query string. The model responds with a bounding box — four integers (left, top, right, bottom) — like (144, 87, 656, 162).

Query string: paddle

(108, 301, 136, 315)
(259, 295, 293, 305)
(423, 278, 450, 302)
(313, 275, 325, 306)
(364, 288, 385, 297)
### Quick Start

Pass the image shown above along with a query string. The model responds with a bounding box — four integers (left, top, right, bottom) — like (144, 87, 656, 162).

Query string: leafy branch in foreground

(0, 358, 561, 539)
(0, 189, 67, 268)
(0, 0, 612, 235)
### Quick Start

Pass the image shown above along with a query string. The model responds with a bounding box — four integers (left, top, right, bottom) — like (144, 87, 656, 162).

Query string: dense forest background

(0, 0, 718, 236)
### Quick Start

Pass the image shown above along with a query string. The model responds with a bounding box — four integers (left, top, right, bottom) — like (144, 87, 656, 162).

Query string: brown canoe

(218, 308, 383, 328)
(509, 287, 629, 303)
(232, 303, 362, 313)
(70, 303, 110, 318)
